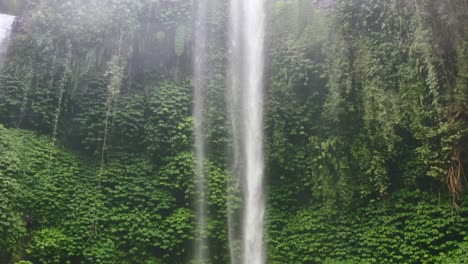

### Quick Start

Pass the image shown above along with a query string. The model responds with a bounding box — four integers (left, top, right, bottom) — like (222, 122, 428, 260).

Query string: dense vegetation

(0, 0, 467, 263)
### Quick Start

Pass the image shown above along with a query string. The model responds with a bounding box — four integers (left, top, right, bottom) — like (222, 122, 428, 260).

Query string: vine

(447, 147, 465, 211)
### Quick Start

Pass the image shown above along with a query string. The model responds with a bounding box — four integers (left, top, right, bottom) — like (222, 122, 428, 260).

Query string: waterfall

(227, 0, 266, 263)
(0, 13, 15, 69)
(193, 0, 209, 262)
(195, 0, 266, 261)
(226, 0, 242, 263)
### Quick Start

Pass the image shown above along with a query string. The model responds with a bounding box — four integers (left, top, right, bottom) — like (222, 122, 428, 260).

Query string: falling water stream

(0, 13, 15, 69)
(228, 0, 266, 263)
(195, 0, 265, 262)
(239, 1, 266, 263)
(226, 0, 242, 263)
(193, 0, 209, 262)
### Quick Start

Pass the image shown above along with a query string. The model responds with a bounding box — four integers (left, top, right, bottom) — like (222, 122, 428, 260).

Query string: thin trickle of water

(0, 13, 15, 69)
(226, 0, 242, 263)
(227, 0, 266, 263)
(193, 0, 209, 262)
(51, 41, 72, 148)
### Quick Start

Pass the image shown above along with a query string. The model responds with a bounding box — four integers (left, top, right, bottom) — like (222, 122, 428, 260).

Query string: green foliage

(0, 75, 27, 126)
(100, 159, 175, 250)
(266, 1, 468, 262)
(15, 261, 33, 264)
(0, 126, 26, 256)
(157, 152, 195, 206)
(74, 79, 108, 154)
(0, 0, 467, 263)
(111, 91, 146, 152)
(435, 239, 468, 264)
(28, 228, 71, 264)
(269, 190, 468, 263)
(160, 208, 194, 260)
(0, 126, 197, 262)
(82, 237, 118, 264)
(206, 162, 229, 262)
(0, 170, 25, 254)
(174, 25, 186, 57)
(145, 81, 192, 160)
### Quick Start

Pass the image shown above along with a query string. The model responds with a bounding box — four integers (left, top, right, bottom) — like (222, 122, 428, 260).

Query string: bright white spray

(0, 14, 15, 68)
(193, 0, 209, 262)
(228, 0, 266, 263)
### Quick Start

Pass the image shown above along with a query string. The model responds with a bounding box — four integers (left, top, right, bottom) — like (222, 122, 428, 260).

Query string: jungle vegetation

(0, 0, 467, 263)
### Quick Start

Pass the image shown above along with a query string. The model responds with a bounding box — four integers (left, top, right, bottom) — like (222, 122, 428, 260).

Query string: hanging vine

(447, 147, 465, 211)
(51, 40, 72, 147)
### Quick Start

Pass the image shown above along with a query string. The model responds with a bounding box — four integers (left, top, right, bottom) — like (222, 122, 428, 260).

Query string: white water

(241, 0, 266, 262)
(0, 14, 15, 68)
(193, 0, 208, 262)
(228, 0, 266, 263)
